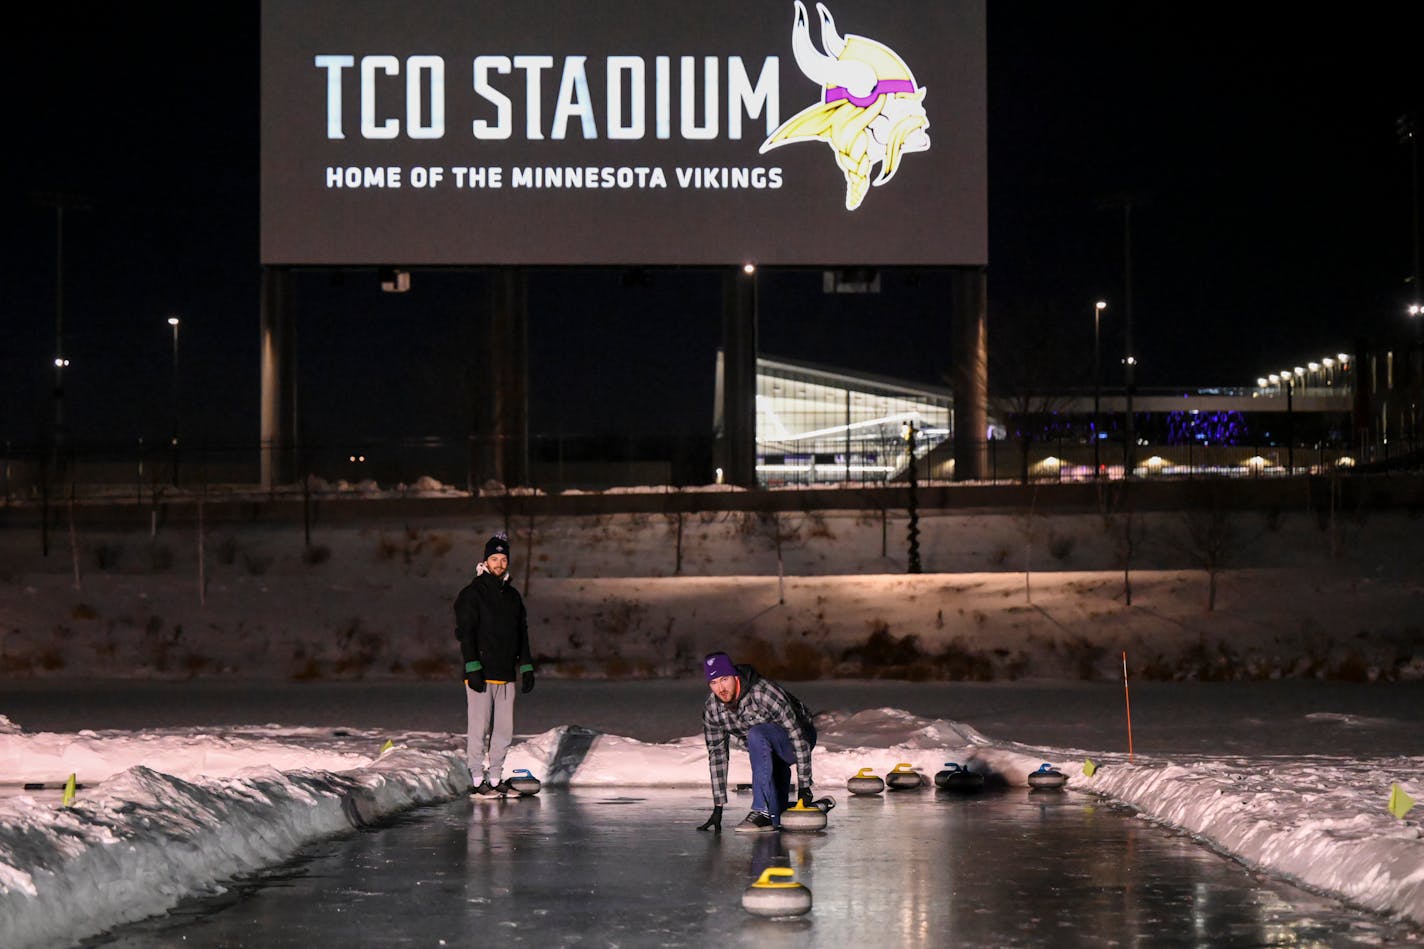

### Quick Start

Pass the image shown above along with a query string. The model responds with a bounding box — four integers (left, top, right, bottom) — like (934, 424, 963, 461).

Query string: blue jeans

(746, 722, 816, 822)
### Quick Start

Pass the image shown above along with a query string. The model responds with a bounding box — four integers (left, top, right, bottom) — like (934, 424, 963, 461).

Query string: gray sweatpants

(466, 681, 517, 783)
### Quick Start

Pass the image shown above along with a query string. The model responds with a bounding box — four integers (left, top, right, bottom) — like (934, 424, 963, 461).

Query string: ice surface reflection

(94, 787, 1414, 948)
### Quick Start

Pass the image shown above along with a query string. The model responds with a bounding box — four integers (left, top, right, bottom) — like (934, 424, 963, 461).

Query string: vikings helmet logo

(761, 1, 931, 211)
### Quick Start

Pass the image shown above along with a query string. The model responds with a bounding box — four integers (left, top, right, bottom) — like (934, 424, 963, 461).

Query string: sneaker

(471, 779, 498, 797)
(734, 810, 778, 834)
(492, 779, 514, 796)
(813, 796, 837, 813)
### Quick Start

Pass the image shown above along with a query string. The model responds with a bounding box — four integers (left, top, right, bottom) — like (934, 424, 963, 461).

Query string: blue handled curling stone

(847, 767, 885, 796)
(781, 796, 836, 832)
(742, 867, 813, 917)
(1027, 763, 1067, 790)
(886, 763, 924, 790)
(508, 769, 542, 796)
(934, 762, 985, 793)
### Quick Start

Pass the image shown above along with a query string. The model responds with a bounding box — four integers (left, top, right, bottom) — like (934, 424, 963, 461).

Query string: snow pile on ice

(1077, 754, 1424, 926)
(1, 708, 1421, 947)
(0, 744, 467, 949)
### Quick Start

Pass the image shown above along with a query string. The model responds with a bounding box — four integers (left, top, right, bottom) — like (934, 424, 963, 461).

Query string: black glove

(521, 669, 535, 694)
(465, 670, 486, 692)
(798, 790, 814, 808)
(696, 805, 723, 832)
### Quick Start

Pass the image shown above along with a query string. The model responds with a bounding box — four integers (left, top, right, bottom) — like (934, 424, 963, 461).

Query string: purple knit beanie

(703, 652, 737, 681)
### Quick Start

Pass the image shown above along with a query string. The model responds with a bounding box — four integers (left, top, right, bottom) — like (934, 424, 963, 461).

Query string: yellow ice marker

(62, 773, 76, 808)
(380, 740, 394, 754)
(1388, 783, 1415, 820)
(1082, 758, 1098, 778)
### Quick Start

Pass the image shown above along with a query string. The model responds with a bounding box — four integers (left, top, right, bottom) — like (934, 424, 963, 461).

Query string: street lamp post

(1282, 367, 1295, 475)
(168, 316, 180, 486)
(1093, 301, 1107, 478)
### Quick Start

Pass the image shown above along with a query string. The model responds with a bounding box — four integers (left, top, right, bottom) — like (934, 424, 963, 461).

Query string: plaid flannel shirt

(702, 666, 815, 806)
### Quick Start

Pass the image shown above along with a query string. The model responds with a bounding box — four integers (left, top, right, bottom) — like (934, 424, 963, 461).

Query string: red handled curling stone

(742, 867, 812, 917)
(846, 767, 885, 796)
(885, 763, 924, 790)
(934, 762, 985, 793)
(508, 769, 542, 796)
(780, 796, 836, 832)
(1027, 763, 1067, 790)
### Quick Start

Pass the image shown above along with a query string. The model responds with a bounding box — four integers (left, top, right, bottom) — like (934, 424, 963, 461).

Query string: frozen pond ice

(92, 787, 1414, 947)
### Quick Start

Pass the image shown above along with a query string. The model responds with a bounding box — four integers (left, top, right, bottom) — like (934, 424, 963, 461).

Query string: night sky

(3, 3, 1419, 455)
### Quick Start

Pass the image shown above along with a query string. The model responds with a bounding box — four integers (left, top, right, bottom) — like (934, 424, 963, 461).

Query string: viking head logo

(761, 1, 930, 211)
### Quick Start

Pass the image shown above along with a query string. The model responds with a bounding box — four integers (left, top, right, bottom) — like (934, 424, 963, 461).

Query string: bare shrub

(735, 635, 779, 673)
(409, 655, 447, 677)
(333, 620, 383, 677)
(149, 544, 175, 572)
(591, 597, 647, 638)
(805, 513, 836, 540)
(1047, 532, 1075, 563)
(243, 552, 273, 576)
(933, 640, 994, 681)
(302, 544, 332, 565)
(776, 641, 828, 680)
(841, 623, 926, 677)
(1329, 651, 1371, 682)
(215, 536, 241, 565)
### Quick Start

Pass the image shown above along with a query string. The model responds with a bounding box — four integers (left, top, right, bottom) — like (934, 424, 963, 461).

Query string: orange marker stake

(1122, 650, 1134, 760)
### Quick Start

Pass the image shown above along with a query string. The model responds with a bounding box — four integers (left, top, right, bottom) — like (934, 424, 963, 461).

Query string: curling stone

(742, 867, 812, 917)
(1027, 763, 1067, 790)
(847, 767, 885, 796)
(508, 768, 542, 796)
(934, 762, 985, 793)
(780, 796, 836, 832)
(885, 763, 924, 791)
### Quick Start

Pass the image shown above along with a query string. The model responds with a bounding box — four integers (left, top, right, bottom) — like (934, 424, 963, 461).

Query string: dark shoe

(493, 779, 514, 796)
(734, 810, 778, 833)
(813, 796, 837, 813)
(472, 779, 498, 797)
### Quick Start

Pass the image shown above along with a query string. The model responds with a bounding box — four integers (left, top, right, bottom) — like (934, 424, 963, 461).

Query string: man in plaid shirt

(696, 651, 821, 833)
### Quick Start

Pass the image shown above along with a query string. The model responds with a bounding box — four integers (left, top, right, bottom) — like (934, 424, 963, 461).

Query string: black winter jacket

(454, 569, 532, 682)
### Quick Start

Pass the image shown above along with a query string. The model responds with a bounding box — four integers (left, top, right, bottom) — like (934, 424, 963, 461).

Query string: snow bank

(0, 745, 467, 949)
(1077, 755, 1424, 926)
(1, 709, 1421, 946)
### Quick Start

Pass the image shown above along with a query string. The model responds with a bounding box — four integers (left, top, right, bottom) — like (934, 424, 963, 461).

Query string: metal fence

(3, 431, 1419, 505)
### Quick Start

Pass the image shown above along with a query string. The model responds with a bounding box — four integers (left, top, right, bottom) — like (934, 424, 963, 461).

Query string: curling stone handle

(754, 867, 797, 886)
(513, 768, 534, 777)
(853, 767, 878, 779)
(891, 763, 915, 773)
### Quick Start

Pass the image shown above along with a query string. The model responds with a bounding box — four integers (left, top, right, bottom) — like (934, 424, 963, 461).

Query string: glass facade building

(748, 355, 953, 486)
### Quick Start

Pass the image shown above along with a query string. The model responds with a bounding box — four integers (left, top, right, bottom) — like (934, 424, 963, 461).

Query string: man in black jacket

(455, 531, 535, 796)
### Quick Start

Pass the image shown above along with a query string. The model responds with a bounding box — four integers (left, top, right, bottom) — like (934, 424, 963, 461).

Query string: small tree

(984, 301, 1081, 485)
(1017, 487, 1043, 603)
(742, 511, 805, 605)
(1097, 480, 1145, 606)
(1175, 484, 1245, 611)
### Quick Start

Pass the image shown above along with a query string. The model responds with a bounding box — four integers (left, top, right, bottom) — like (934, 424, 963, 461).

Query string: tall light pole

(168, 316, 180, 486)
(1094, 301, 1107, 478)
(1398, 114, 1420, 328)
(1282, 367, 1296, 475)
